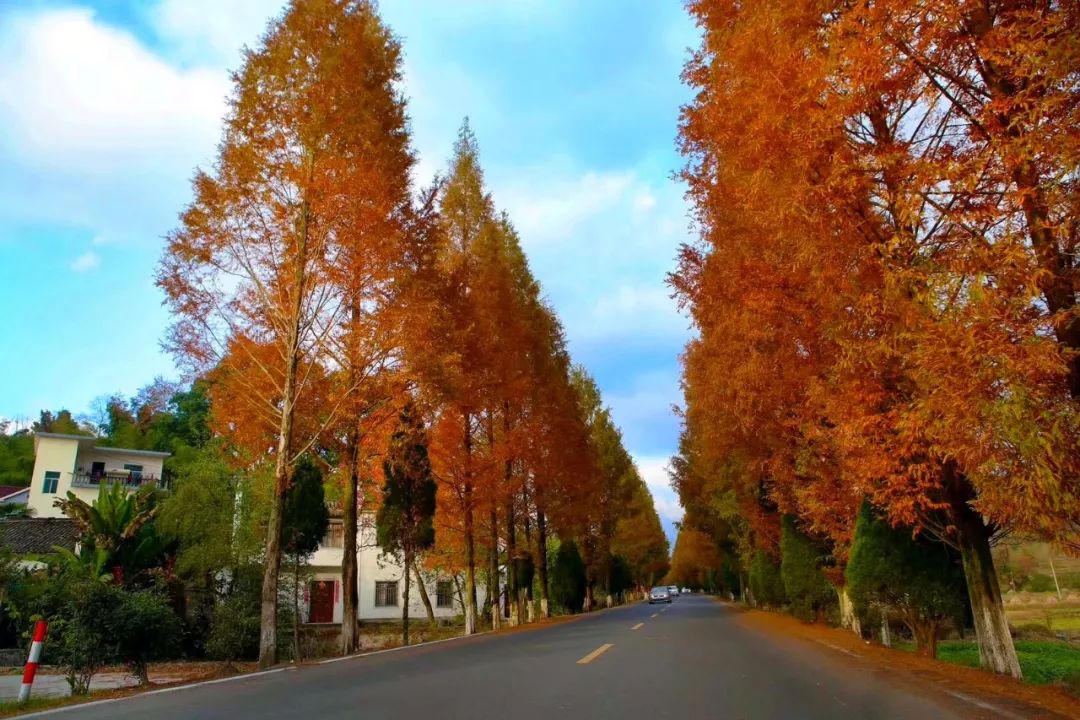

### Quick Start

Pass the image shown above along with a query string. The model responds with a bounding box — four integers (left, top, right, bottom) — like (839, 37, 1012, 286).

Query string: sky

(0, 0, 699, 541)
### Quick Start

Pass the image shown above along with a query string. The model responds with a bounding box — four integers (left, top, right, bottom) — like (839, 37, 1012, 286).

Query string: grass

(902, 640, 1080, 687)
(1009, 611, 1080, 632)
(0, 694, 87, 718)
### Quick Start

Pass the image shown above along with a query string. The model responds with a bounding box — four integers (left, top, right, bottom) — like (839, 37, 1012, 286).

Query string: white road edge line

(319, 630, 489, 665)
(817, 641, 859, 658)
(944, 690, 1027, 720)
(15, 668, 289, 719)
(19, 604, 639, 716)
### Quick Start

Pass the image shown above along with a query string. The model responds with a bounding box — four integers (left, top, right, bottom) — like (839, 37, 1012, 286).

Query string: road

(28, 595, 1037, 719)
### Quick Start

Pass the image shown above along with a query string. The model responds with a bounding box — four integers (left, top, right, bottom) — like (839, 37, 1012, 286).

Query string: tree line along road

(25, 595, 1060, 720)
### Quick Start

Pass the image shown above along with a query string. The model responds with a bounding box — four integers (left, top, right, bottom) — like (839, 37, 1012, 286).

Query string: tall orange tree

(159, 0, 414, 667)
(673, 0, 1080, 677)
(313, 1, 415, 654)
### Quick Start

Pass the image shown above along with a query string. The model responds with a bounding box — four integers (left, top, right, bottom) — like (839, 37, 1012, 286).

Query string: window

(436, 581, 454, 609)
(375, 580, 398, 607)
(322, 523, 344, 548)
(42, 471, 60, 494)
(123, 464, 144, 484)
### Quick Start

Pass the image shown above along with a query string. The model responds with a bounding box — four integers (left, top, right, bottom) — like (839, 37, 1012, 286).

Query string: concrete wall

(303, 513, 484, 624)
(27, 437, 167, 518)
(27, 436, 79, 518)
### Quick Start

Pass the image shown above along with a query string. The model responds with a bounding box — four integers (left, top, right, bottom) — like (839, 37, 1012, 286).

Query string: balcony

(71, 472, 160, 490)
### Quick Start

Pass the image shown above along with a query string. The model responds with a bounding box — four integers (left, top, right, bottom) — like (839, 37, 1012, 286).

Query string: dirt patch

(728, 602, 1080, 719)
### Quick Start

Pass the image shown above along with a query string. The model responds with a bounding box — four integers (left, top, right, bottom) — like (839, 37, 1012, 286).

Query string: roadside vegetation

(0, 0, 671, 698)
(665, 0, 1080, 700)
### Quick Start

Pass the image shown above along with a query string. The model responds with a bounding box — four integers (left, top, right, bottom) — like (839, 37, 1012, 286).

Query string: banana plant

(53, 483, 166, 584)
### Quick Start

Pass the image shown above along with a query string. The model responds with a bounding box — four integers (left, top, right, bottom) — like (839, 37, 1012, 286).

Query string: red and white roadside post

(18, 620, 48, 703)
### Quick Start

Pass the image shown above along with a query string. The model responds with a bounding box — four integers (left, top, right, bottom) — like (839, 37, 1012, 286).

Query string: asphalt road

(30, 595, 1023, 719)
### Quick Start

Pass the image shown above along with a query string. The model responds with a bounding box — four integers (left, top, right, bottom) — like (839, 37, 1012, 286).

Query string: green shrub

(207, 594, 261, 667)
(47, 581, 181, 692)
(1024, 574, 1056, 593)
(846, 502, 967, 656)
(549, 540, 586, 613)
(749, 551, 785, 607)
(114, 588, 181, 683)
(609, 555, 634, 596)
(780, 516, 836, 622)
(49, 585, 115, 695)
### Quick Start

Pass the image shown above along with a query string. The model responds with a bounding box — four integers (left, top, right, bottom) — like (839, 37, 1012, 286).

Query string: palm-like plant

(53, 483, 165, 584)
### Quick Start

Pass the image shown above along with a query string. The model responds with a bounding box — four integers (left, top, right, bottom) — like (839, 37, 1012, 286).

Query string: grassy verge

(0, 694, 94, 718)
(899, 640, 1080, 688)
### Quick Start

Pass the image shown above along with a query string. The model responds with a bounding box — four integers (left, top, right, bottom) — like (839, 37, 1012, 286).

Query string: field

(919, 640, 1080, 689)
(1004, 591, 1080, 646)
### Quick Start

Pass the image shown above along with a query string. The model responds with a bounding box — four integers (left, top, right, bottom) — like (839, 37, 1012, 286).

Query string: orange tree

(673, 0, 1080, 677)
(159, 0, 417, 667)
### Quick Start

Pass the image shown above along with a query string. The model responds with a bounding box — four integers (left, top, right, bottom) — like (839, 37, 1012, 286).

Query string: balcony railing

(71, 472, 160, 489)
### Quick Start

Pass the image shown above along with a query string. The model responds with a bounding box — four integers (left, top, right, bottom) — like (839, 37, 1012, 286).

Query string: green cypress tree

(550, 540, 587, 614)
(780, 516, 836, 622)
(748, 550, 786, 607)
(376, 402, 437, 646)
(846, 502, 967, 658)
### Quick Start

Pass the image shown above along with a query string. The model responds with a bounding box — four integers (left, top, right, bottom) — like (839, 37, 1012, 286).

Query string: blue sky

(0, 0, 697, 539)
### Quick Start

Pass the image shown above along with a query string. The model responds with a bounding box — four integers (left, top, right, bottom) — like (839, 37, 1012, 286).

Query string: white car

(681, 587, 691, 594)
(668, 585, 680, 597)
(649, 586, 672, 604)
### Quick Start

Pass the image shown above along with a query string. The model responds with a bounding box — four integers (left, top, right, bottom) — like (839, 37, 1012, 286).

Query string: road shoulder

(720, 601, 1080, 719)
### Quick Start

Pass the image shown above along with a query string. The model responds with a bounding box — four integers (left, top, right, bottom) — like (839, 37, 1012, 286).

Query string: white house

(23, 432, 472, 625)
(26, 432, 169, 518)
(303, 511, 483, 625)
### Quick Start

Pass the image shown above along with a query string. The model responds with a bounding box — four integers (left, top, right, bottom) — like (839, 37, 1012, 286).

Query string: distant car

(681, 587, 691, 595)
(668, 585, 680, 597)
(649, 586, 672, 604)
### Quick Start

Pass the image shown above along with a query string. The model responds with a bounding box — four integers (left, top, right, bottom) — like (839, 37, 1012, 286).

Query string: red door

(309, 580, 335, 623)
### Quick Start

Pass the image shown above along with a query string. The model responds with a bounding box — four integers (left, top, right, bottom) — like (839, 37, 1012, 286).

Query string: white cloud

(70, 251, 100, 272)
(0, 8, 230, 238)
(573, 284, 687, 344)
(634, 453, 683, 525)
(500, 169, 637, 246)
(149, 0, 282, 67)
(0, 9, 227, 168)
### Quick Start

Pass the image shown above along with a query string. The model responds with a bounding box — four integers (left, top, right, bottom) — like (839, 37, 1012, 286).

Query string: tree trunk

(403, 548, 411, 646)
(412, 559, 436, 627)
(489, 507, 500, 631)
(880, 614, 891, 647)
(908, 618, 939, 659)
(258, 195, 309, 670)
(292, 551, 302, 663)
(462, 413, 478, 635)
(452, 575, 464, 616)
(838, 586, 861, 638)
(506, 498, 518, 626)
(522, 484, 534, 623)
(536, 506, 549, 619)
(956, 511, 1022, 678)
(340, 424, 360, 655)
(946, 465, 1023, 679)
(259, 422, 290, 669)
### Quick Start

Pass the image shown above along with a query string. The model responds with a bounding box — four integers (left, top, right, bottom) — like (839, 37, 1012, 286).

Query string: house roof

(33, 432, 171, 458)
(0, 486, 28, 502)
(0, 518, 79, 554)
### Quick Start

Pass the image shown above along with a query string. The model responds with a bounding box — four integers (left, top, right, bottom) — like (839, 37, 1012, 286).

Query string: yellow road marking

(577, 643, 614, 665)
(631, 623, 644, 630)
